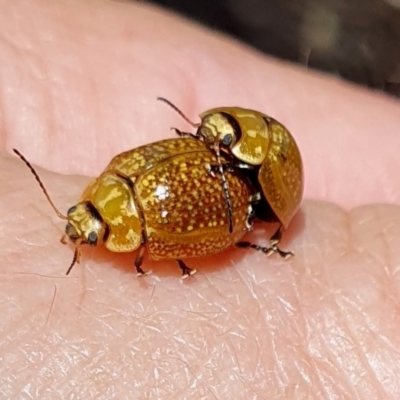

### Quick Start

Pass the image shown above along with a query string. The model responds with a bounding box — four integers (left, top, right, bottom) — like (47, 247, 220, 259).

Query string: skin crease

(1, 0, 400, 398)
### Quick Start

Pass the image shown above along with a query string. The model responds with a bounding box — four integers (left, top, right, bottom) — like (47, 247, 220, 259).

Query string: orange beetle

(14, 138, 269, 278)
(159, 98, 303, 258)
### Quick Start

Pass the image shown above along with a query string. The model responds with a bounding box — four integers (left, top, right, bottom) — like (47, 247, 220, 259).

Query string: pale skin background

(1, 0, 400, 399)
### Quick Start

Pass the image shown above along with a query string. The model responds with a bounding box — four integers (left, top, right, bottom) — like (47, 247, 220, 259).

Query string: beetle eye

(221, 134, 232, 146)
(66, 223, 79, 241)
(67, 206, 77, 215)
(88, 231, 98, 246)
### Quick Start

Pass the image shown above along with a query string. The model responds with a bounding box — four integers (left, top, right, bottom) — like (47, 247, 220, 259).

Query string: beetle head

(63, 202, 107, 247)
(13, 149, 110, 275)
(60, 202, 108, 275)
(197, 112, 239, 153)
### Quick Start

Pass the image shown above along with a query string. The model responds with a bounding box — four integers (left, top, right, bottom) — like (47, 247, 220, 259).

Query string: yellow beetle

(14, 138, 260, 278)
(159, 98, 303, 258)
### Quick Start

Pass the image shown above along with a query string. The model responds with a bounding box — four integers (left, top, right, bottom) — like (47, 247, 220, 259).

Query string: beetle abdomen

(134, 150, 252, 260)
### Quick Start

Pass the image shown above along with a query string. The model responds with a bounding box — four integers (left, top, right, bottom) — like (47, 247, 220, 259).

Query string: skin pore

(1, 0, 400, 398)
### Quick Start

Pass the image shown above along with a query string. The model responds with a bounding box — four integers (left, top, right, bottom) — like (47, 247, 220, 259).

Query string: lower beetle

(158, 98, 303, 259)
(14, 138, 278, 278)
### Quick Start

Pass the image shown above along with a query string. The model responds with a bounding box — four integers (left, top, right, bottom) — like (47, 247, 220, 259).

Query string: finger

(2, 149, 400, 398)
(0, 1, 399, 209)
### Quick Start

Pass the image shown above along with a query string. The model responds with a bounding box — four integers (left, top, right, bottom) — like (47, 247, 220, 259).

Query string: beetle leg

(270, 246, 294, 259)
(211, 142, 234, 234)
(225, 162, 254, 171)
(250, 192, 262, 203)
(134, 245, 151, 276)
(205, 163, 216, 177)
(208, 162, 254, 174)
(270, 225, 284, 246)
(177, 260, 197, 279)
(246, 203, 256, 230)
(207, 161, 256, 225)
(171, 127, 199, 140)
(60, 233, 69, 244)
(236, 241, 275, 256)
(237, 225, 294, 260)
(206, 164, 218, 175)
(269, 225, 294, 258)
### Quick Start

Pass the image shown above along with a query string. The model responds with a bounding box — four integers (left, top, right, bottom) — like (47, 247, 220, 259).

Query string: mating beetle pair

(14, 100, 303, 277)
(159, 99, 303, 257)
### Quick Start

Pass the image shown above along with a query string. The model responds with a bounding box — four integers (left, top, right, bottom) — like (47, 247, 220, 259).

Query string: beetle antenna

(66, 242, 81, 275)
(13, 149, 68, 220)
(157, 97, 199, 128)
(212, 142, 233, 233)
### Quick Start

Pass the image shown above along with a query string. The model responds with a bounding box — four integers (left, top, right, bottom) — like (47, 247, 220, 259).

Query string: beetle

(13, 138, 280, 278)
(158, 98, 303, 258)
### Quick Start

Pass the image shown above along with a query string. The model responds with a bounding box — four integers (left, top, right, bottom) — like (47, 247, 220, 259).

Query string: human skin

(1, 0, 400, 398)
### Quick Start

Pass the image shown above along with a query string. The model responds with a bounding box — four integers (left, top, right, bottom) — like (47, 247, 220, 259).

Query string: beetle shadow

(79, 242, 237, 279)
(81, 208, 306, 279)
(190, 207, 306, 276)
(81, 245, 184, 278)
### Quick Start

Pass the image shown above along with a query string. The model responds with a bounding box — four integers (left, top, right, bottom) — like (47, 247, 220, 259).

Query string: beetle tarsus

(135, 246, 149, 276)
(276, 248, 294, 259)
(177, 260, 196, 279)
(268, 225, 294, 258)
(237, 241, 270, 254)
(205, 163, 216, 178)
(136, 269, 152, 277)
(236, 237, 294, 260)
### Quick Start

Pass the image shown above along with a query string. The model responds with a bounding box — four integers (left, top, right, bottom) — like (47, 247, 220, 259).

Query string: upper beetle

(158, 98, 303, 257)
